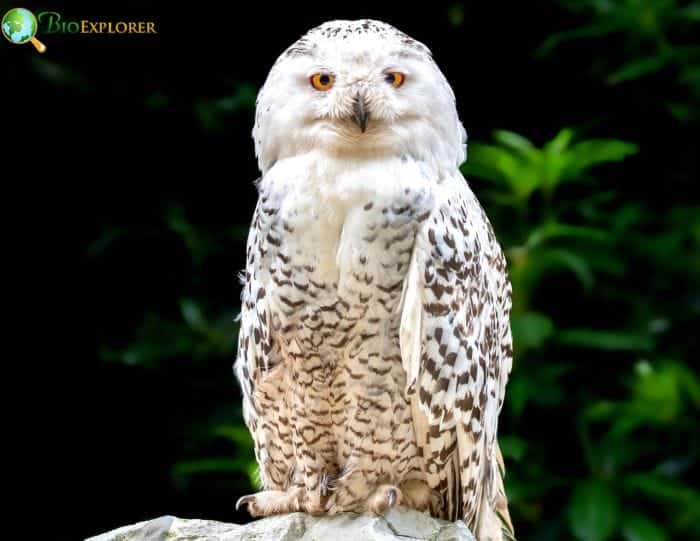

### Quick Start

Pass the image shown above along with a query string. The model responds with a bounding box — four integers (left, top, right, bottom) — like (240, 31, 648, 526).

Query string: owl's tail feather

(476, 444, 515, 541)
(494, 445, 515, 540)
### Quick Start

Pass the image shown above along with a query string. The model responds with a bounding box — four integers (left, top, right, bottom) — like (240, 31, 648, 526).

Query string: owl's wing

(400, 171, 514, 538)
(235, 198, 269, 419)
(234, 198, 288, 489)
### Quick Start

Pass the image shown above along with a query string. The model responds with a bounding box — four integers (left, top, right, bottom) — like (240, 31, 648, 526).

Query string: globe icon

(2, 7, 46, 52)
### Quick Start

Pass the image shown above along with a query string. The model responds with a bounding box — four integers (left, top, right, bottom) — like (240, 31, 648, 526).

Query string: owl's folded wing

(399, 171, 514, 538)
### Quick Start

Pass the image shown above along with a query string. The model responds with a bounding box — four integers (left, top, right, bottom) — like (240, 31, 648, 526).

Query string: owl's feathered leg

(235, 487, 304, 517)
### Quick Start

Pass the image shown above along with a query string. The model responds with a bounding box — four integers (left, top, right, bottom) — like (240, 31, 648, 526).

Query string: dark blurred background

(3, 1, 698, 540)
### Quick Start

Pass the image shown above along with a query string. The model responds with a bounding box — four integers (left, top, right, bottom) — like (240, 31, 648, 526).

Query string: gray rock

(86, 508, 475, 541)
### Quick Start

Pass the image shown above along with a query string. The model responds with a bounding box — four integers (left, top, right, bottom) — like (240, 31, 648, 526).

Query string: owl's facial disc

(252, 20, 467, 171)
(306, 64, 407, 138)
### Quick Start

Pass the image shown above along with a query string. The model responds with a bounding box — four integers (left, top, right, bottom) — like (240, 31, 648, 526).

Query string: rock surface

(87, 508, 475, 541)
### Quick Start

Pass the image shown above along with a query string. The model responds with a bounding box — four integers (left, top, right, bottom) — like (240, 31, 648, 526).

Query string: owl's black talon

(320, 473, 329, 497)
(236, 495, 255, 511)
(432, 489, 445, 508)
(387, 488, 398, 507)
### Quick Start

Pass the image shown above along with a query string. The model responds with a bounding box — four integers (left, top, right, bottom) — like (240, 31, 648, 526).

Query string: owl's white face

(253, 20, 466, 173)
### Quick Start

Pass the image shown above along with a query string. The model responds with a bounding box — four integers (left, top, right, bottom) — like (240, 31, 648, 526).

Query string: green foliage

(173, 425, 259, 490)
(195, 83, 257, 133)
(568, 480, 619, 541)
(621, 512, 669, 541)
(92, 205, 260, 493)
(464, 125, 699, 539)
(539, 0, 700, 120)
(464, 129, 637, 202)
(463, 129, 638, 314)
(100, 298, 237, 367)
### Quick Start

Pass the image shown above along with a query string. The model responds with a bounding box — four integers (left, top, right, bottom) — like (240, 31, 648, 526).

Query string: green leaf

(164, 204, 220, 265)
(101, 302, 237, 367)
(464, 130, 636, 201)
(247, 461, 261, 489)
(230, 224, 250, 241)
(537, 248, 595, 290)
(537, 20, 624, 57)
(621, 512, 669, 541)
(570, 247, 627, 277)
(653, 361, 700, 407)
(99, 315, 197, 367)
(583, 400, 619, 422)
(631, 363, 682, 422)
(667, 101, 693, 121)
(506, 365, 571, 417)
(567, 140, 638, 174)
(545, 128, 574, 155)
(180, 298, 207, 331)
(526, 222, 612, 249)
(682, 4, 700, 22)
(88, 226, 127, 256)
(557, 329, 653, 351)
(164, 203, 191, 235)
(625, 473, 700, 515)
(195, 83, 257, 133)
(607, 53, 675, 85)
(212, 424, 255, 449)
(568, 480, 619, 541)
(145, 91, 172, 110)
(172, 456, 253, 477)
(511, 312, 554, 350)
(498, 435, 527, 461)
(463, 143, 540, 199)
(609, 202, 646, 234)
(30, 56, 92, 91)
(492, 130, 538, 157)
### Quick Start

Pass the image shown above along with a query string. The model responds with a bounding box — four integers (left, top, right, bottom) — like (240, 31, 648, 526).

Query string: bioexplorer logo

(2, 7, 158, 53)
(2, 7, 46, 53)
(38, 11, 158, 35)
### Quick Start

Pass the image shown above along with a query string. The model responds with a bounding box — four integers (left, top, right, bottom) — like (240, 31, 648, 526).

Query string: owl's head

(253, 20, 466, 174)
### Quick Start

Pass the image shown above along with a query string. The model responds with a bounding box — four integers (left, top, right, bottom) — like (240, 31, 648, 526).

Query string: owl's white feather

(235, 20, 513, 540)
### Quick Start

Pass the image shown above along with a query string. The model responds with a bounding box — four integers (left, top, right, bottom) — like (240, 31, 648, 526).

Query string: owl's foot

(399, 479, 433, 511)
(366, 480, 434, 514)
(367, 484, 403, 514)
(235, 487, 303, 517)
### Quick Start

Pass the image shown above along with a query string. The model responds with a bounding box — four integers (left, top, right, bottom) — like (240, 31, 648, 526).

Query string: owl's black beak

(353, 93, 369, 133)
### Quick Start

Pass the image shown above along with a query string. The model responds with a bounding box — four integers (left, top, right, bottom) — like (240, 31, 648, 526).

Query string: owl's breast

(255, 155, 436, 370)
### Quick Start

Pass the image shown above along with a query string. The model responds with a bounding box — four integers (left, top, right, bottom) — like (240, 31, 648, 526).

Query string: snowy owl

(234, 19, 514, 541)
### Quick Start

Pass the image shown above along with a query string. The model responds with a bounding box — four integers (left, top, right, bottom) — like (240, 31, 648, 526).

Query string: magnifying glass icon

(2, 8, 47, 53)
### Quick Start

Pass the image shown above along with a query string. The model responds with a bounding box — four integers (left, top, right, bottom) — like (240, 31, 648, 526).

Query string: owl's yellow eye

(385, 72, 405, 88)
(310, 73, 334, 91)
